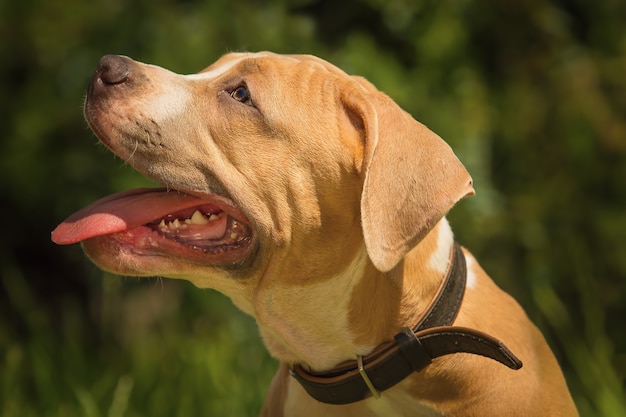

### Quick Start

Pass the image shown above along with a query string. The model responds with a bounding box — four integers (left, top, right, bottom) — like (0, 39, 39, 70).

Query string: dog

(52, 52, 578, 416)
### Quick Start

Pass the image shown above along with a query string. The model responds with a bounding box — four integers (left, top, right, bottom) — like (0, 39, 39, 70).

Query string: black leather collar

(290, 241, 523, 405)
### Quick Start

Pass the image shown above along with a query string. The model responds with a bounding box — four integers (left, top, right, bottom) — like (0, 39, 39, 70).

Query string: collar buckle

(357, 355, 381, 399)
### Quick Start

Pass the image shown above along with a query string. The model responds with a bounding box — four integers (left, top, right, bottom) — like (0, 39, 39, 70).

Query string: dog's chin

(80, 219, 256, 277)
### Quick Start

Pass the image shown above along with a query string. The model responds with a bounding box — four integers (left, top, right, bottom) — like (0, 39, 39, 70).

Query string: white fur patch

(185, 52, 280, 81)
(428, 218, 454, 274)
(465, 253, 477, 289)
(148, 89, 191, 122)
(141, 56, 261, 128)
(186, 55, 249, 80)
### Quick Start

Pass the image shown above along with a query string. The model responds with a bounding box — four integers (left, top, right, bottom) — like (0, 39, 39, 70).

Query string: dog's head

(52, 51, 473, 313)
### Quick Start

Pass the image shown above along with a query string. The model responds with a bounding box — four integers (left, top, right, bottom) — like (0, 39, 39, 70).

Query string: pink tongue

(52, 188, 218, 245)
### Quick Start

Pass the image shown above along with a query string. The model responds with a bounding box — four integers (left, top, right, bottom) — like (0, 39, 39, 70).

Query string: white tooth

(208, 214, 220, 221)
(172, 219, 181, 229)
(230, 233, 238, 240)
(159, 220, 166, 228)
(184, 219, 192, 225)
(190, 210, 209, 225)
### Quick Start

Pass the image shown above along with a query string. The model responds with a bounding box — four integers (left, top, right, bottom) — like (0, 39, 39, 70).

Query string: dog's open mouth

(52, 187, 253, 265)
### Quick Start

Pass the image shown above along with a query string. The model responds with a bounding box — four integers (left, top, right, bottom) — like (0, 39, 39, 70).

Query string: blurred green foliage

(1, 0, 625, 415)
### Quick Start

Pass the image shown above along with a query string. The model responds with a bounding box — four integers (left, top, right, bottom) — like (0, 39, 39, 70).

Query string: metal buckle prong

(357, 355, 381, 399)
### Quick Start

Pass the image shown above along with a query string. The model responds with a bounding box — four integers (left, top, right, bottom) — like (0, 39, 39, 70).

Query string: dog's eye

(230, 85, 252, 105)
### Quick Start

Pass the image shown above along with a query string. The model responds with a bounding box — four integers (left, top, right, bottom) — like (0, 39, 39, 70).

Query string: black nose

(96, 55, 130, 85)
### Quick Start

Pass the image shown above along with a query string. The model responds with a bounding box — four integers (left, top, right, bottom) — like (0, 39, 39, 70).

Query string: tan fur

(79, 52, 578, 416)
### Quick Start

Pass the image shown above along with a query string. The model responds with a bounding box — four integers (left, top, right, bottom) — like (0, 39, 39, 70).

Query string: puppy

(53, 52, 578, 416)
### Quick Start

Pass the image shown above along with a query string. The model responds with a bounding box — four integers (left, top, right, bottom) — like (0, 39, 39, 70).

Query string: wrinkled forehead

(188, 51, 347, 81)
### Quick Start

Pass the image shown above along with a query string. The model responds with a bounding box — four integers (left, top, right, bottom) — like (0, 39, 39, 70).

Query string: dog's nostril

(97, 55, 130, 85)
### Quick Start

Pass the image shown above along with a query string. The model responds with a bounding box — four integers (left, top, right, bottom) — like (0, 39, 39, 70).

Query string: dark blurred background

(1, 0, 624, 416)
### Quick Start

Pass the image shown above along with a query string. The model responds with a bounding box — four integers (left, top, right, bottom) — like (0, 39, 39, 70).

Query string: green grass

(1, 268, 276, 417)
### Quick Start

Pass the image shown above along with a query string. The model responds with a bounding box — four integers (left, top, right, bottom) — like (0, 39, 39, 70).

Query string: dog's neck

(255, 219, 455, 372)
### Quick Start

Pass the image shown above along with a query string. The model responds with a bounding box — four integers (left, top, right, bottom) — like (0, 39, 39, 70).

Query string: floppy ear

(342, 81, 474, 272)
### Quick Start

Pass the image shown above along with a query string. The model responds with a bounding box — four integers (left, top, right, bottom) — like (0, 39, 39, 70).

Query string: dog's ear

(341, 80, 474, 272)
